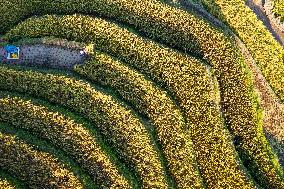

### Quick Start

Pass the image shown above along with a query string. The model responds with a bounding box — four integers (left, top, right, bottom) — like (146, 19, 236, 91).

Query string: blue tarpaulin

(5, 45, 18, 53)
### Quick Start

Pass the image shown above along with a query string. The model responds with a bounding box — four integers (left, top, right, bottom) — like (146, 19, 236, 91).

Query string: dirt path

(246, 0, 284, 46)
(236, 35, 284, 166)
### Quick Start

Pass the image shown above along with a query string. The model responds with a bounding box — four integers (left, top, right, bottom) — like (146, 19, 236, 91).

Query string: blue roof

(5, 45, 18, 53)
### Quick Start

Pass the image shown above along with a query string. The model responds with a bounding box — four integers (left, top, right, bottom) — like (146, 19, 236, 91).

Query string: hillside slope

(0, 0, 283, 188)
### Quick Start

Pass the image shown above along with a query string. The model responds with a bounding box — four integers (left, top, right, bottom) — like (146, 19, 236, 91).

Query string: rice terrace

(1, 0, 284, 188)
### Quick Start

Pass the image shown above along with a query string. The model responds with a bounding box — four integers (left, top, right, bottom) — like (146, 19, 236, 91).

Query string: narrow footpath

(246, 0, 284, 46)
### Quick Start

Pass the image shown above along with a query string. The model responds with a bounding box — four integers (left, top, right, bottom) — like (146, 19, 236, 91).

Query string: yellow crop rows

(0, 0, 283, 188)
(75, 51, 204, 188)
(198, 0, 284, 102)
(0, 179, 14, 189)
(0, 131, 83, 189)
(0, 96, 130, 188)
(274, 0, 284, 20)
(4, 14, 260, 188)
(0, 66, 168, 189)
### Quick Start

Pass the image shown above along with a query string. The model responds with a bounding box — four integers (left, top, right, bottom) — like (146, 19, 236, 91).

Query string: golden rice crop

(74, 51, 204, 188)
(0, 131, 83, 189)
(0, 96, 130, 189)
(0, 178, 14, 189)
(0, 66, 168, 189)
(198, 0, 284, 104)
(76, 1, 284, 188)
(1, 0, 284, 187)
(273, 0, 284, 20)
(4, 14, 257, 188)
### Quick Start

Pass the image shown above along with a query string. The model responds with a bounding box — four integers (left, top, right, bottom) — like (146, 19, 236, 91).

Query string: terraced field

(0, 0, 284, 188)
